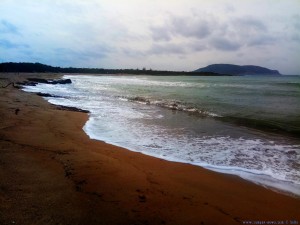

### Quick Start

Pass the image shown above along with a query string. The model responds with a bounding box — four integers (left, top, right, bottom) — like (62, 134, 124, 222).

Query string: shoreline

(44, 73, 300, 196)
(1, 73, 300, 225)
(83, 119, 300, 198)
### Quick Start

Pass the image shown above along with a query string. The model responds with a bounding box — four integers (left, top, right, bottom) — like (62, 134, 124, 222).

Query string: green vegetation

(195, 64, 281, 75)
(0, 62, 224, 76)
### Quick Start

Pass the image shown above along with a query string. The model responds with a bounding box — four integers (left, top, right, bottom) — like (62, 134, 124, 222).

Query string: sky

(0, 0, 300, 74)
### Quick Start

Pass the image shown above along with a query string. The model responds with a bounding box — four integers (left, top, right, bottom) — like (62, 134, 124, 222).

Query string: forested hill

(0, 62, 221, 76)
(194, 64, 281, 75)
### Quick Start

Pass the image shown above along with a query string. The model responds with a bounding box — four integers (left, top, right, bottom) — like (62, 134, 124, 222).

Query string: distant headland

(194, 64, 281, 76)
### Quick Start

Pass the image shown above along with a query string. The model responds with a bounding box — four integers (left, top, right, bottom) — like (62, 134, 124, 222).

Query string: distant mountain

(194, 64, 281, 75)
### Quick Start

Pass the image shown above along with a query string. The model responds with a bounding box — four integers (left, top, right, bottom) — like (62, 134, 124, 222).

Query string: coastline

(1, 73, 300, 225)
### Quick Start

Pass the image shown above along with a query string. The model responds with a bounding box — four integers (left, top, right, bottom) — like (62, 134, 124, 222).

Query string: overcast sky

(0, 0, 300, 74)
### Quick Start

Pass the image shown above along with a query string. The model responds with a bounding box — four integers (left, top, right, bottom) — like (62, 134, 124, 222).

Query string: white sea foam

(22, 75, 300, 196)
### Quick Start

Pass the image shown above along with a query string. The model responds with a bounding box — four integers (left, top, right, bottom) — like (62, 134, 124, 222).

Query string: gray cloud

(145, 40, 210, 56)
(247, 35, 277, 47)
(0, 39, 29, 49)
(0, 39, 17, 49)
(150, 15, 215, 42)
(121, 48, 146, 58)
(151, 15, 268, 44)
(188, 42, 208, 52)
(149, 14, 272, 54)
(292, 15, 300, 31)
(0, 20, 20, 35)
(1, 0, 299, 74)
(210, 38, 241, 51)
(291, 34, 300, 43)
(232, 17, 267, 32)
(170, 16, 213, 39)
(215, 16, 273, 49)
(147, 43, 186, 55)
(237, 19, 278, 48)
(54, 46, 110, 61)
(32, 46, 112, 68)
(150, 26, 172, 42)
(223, 3, 235, 13)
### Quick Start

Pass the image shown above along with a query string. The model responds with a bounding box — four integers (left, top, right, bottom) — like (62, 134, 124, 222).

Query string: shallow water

(23, 75, 300, 196)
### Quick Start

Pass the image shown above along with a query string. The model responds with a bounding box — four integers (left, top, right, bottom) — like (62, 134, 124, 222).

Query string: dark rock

(26, 78, 72, 85)
(131, 97, 150, 104)
(18, 81, 38, 86)
(27, 78, 49, 83)
(18, 78, 72, 88)
(13, 85, 23, 89)
(55, 105, 89, 113)
(52, 78, 72, 84)
(36, 92, 59, 98)
(287, 150, 296, 155)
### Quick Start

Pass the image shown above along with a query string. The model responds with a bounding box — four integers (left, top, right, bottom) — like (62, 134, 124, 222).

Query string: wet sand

(1, 73, 300, 225)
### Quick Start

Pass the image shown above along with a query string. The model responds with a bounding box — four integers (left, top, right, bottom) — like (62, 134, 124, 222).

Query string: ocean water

(23, 75, 300, 196)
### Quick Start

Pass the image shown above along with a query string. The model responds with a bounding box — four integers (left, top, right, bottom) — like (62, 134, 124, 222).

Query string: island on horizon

(194, 64, 281, 76)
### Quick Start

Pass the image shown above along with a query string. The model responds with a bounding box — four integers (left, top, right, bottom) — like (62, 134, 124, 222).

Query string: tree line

(0, 62, 221, 76)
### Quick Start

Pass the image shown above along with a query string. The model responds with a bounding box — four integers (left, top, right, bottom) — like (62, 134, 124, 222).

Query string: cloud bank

(0, 0, 299, 74)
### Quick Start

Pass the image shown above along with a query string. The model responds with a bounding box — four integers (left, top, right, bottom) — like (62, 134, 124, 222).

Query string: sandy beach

(1, 73, 300, 225)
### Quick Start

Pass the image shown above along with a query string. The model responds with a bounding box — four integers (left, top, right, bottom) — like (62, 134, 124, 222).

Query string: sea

(22, 75, 300, 196)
